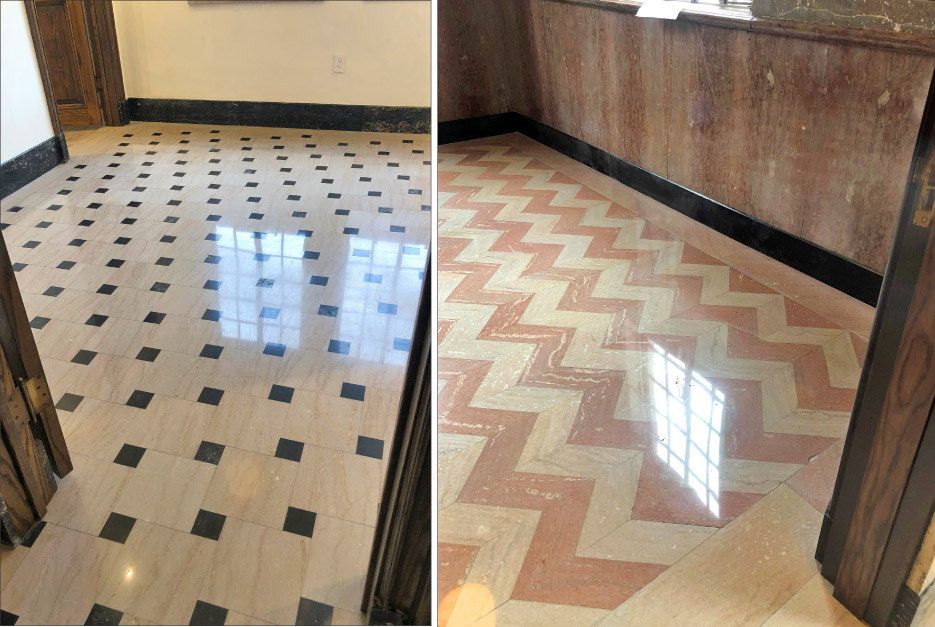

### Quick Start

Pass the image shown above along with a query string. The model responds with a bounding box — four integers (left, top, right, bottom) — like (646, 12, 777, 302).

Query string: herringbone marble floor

(437, 135, 873, 627)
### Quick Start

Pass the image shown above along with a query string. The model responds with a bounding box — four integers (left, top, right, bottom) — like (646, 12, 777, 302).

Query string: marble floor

(437, 135, 874, 627)
(0, 122, 430, 626)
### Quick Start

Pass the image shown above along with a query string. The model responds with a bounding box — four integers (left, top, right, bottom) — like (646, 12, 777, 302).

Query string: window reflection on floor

(650, 343, 724, 516)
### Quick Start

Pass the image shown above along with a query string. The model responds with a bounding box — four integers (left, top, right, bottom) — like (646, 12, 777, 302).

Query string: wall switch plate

(333, 54, 345, 73)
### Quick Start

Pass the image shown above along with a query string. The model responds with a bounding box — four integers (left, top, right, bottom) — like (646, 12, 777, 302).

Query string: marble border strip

(0, 133, 68, 200)
(440, 112, 883, 306)
(127, 98, 431, 134)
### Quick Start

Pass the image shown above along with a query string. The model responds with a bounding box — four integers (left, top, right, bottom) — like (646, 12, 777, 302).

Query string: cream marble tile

(761, 574, 863, 627)
(597, 486, 822, 627)
(578, 519, 717, 566)
(291, 445, 383, 526)
(201, 446, 298, 529)
(61, 399, 138, 462)
(0, 545, 29, 594)
(1, 523, 120, 625)
(283, 389, 363, 453)
(43, 453, 132, 536)
(302, 515, 375, 612)
(199, 518, 310, 625)
(125, 394, 215, 458)
(97, 520, 218, 626)
(202, 391, 288, 456)
(113, 449, 215, 532)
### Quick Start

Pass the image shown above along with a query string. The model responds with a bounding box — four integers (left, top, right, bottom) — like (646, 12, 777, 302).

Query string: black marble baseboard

(440, 113, 882, 306)
(127, 98, 430, 134)
(1, 134, 67, 200)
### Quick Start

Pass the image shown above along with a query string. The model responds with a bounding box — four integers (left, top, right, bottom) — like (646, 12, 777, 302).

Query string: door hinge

(16, 376, 52, 422)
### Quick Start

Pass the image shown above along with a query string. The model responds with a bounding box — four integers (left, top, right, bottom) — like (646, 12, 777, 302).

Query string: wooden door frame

(0, 231, 72, 480)
(24, 0, 127, 131)
(363, 255, 432, 625)
(816, 69, 935, 626)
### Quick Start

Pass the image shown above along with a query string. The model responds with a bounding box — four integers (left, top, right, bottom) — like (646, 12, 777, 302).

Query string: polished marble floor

(437, 135, 873, 626)
(0, 122, 430, 626)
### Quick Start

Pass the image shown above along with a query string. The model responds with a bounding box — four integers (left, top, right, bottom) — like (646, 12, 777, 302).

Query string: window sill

(546, 0, 935, 56)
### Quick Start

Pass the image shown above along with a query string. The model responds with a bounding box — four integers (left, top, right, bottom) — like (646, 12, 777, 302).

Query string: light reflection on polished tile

(1, 121, 428, 625)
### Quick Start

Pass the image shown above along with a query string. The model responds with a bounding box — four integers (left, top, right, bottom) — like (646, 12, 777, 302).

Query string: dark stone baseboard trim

(440, 113, 882, 306)
(1, 134, 67, 200)
(127, 98, 430, 134)
(117, 100, 129, 126)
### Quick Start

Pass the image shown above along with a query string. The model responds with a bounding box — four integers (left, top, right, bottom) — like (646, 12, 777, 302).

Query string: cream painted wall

(1, 1, 54, 163)
(112, 1, 430, 107)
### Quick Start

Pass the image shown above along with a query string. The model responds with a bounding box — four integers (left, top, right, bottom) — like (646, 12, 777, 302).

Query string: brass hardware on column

(16, 376, 52, 423)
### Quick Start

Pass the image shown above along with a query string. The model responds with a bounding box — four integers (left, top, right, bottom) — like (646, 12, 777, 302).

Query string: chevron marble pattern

(437, 136, 872, 627)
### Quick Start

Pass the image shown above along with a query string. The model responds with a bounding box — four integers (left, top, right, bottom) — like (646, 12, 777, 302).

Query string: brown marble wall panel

(795, 44, 933, 269)
(520, 0, 668, 174)
(439, 0, 934, 272)
(666, 21, 934, 271)
(438, 0, 526, 121)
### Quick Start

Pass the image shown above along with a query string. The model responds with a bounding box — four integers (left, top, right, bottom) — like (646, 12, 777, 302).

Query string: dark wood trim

(84, 0, 127, 126)
(866, 399, 935, 626)
(0, 134, 67, 200)
(815, 70, 935, 626)
(363, 256, 432, 625)
(440, 112, 884, 306)
(0, 231, 72, 478)
(127, 98, 431, 134)
(22, 0, 63, 137)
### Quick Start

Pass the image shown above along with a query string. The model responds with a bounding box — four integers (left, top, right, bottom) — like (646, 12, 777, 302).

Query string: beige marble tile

(578, 519, 717, 566)
(43, 453, 132, 536)
(199, 518, 311, 625)
(302, 515, 375, 612)
(113, 449, 215, 532)
(203, 392, 288, 456)
(476, 600, 610, 627)
(761, 574, 862, 627)
(291, 445, 383, 526)
(0, 546, 29, 594)
(283, 389, 363, 453)
(1, 524, 120, 625)
(61, 399, 137, 462)
(125, 394, 215, 458)
(201, 447, 298, 529)
(597, 486, 822, 627)
(97, 520, 218, 625)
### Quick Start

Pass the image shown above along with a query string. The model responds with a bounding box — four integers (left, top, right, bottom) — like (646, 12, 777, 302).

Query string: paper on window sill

(636, 0, 687, 19)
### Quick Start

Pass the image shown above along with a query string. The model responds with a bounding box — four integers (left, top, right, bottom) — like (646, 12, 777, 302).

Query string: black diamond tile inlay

(295, 598, 333, 626)
(84, 603, 123, 626)
(56, 392, 84, 412)
(189, 600, 228, 626)
(190, 509, 226, 542)
(136, 346, 161, 362)
(264, 341, 286, 357)
(340, 382, 366, 402)
(194, 440, 225, 465)
(200, 344, 224, 359)
(99, 512, 136, 544)
(197, 386, 224, 406)
(143, 311, 166, 324)
(71, 349, 97, 365)
(126, 390, 154, 410)
(282, 506, 316, 539)
(275, 438, 305, 463)
(268, 384, 294, 404)
(356, 435, 384, 459)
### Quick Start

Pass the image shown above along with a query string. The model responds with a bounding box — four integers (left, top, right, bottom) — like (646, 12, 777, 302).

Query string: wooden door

(33, 0, 102, 127)
(0, 232, 72, 548)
